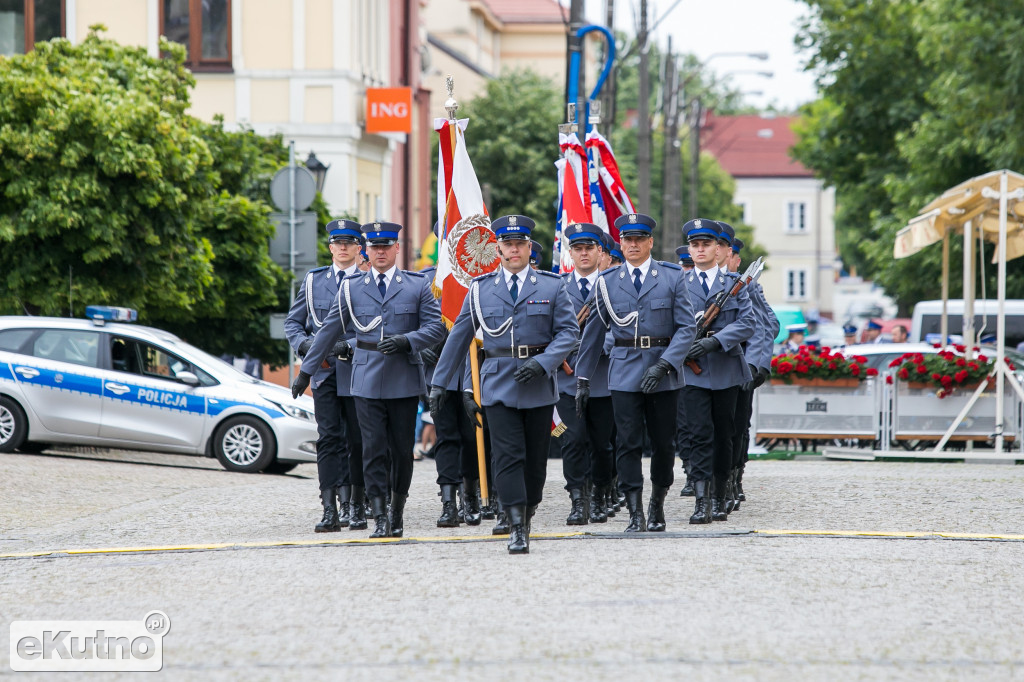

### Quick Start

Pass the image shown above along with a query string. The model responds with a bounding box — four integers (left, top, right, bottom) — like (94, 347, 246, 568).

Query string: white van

(910, 299, 1024, 347)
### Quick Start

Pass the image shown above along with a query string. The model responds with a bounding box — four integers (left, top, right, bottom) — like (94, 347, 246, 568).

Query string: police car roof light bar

(85, 305, 138, 326)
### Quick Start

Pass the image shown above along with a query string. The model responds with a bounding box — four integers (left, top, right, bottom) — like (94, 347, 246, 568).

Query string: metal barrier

(753, 379, 881, 443)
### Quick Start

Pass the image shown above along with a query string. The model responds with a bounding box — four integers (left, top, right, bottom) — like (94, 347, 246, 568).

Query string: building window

(785, 201, 807, 233)
(161, 0, 231, 71)
(785, 267, 809, 301)
(736, 201, 749, 224)
(0, 0, 64, 56)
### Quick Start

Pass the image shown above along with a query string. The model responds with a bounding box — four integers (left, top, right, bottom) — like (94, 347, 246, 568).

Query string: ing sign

(365, 87, 413, 133)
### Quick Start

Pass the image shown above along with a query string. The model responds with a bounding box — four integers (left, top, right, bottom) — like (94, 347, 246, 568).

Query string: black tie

(579, 278, 590, 300)
(633, 268, 642, 293)
(700, 272, 710, 295)
(510, 273, 519, 302)
(377, 273, 387, 298)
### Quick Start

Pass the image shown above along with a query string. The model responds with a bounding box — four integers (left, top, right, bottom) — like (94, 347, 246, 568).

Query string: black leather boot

(315, 487, 341, 533)
(624, 490, 646, 532)
(736, 466, 746, 502)
(462, 478, 483, 526)
(456, 481, 466, 523)
(480, 494, 496, 520)
(491, 500, 510, 535)
(566, 488, 587, 525)
(614, 478, 625, 509)
(368, 495, 391, 538)
(589, 483, 608, 523)
(724, 470, 736, 514)
(337, 486, 352, 527)
(712, 477, 729, 522)
(506, 505, 529, 554)
(527, 504, 538, 534)
(436, 484, 461, 528)
(349, 486, 367, 530)
(729, 469, 741, 512)
(689, 480, 712, 524)
(603, 484, 617, 517)
(646, 484, 669, 532)
(680, 460, 695, 496)
(389, 492, 407, 538)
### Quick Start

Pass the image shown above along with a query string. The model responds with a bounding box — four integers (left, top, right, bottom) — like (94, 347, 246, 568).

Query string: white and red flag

(432, 118, 499, 326)
(586, 131, 635, 242)
(554, 132, 591, 274)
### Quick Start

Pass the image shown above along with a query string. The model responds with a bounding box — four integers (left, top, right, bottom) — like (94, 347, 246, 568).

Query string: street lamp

(305, 152, 330, 194)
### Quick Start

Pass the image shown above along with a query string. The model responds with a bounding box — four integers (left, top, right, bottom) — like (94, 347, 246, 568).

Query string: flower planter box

(904, 377, 996, 392)
(772, 377, 860, 387)
(755, 377, 879, 440)
(893, 380, 1020, 440)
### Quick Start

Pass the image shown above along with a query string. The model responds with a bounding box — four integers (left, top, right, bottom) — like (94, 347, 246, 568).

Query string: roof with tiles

(700, 113, 812, 178)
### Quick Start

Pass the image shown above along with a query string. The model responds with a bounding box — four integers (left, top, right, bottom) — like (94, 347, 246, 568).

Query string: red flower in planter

(916, 364, 928, 374)
(932, 373, 941, 381)
(954, 344, 966, 352)
(956, 358, 966, 367)
(866, 368, 879, 377)
(977, 354, 988, 362)
(850, 364, 862, 376)
(968, 361, 979, 370)
(795, 363, 809, 374)
(954, 370, 969, 383)
(940, 375, 953, 387)
(932, 343, 942, 348)
(777, 361, 793, 374)
(898, 367, 910, 380)
(853, 355, 868, 364)
(885, 375, 894, 384)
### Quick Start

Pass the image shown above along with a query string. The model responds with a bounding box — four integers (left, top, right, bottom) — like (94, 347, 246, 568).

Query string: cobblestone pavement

(2, 448, 1024, 680)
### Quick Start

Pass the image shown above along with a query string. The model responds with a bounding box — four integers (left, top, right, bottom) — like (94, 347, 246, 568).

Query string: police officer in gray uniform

(681, 219, 756, 524)
(674, 243, 697, 497)
(429, 215, 579, 555)
(556, 222, 614, 525)
(284, 219, 366, 533)
(292, 221, 446, 538)
(575, 213, 697, 533)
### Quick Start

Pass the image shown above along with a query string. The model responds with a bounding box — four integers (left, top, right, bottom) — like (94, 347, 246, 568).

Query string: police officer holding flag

(575, 213, 697, 533)
(429, 215, 579, 555)
(293, 221, 446, 539)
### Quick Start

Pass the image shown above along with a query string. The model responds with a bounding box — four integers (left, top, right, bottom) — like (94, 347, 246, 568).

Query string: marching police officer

(680, 219, 756, 524)
(676, 245, 695, 272)
(284, 219, 366, 533)
(575, 213, 697, 533)
(292, 221, 446, 538)
(530, 240, 544, 268)
(556, 223, 614, 525)
(429, 215, 579, 555)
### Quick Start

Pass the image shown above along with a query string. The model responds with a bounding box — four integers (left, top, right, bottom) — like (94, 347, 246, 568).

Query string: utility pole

(567, 0, 586, 123)
(689, 98, 702, 219)
(660, 38, 677, 260)
(602, 0, 617, 128)
(637, 0, 651, 212)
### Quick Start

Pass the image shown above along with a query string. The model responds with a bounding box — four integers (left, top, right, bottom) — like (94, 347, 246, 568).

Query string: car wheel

(0, 396, 28, 454)
(263, 460, 299, 474)
(213, 416, 276, 473)
(16, 441, 49, 454)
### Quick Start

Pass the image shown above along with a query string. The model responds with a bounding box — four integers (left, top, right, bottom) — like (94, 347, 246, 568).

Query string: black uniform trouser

(312, 372, 347, 491)
(484, 403, 552, 508)
(557, 393, 614, 490)
(433, 389, 487, 485)
(355, 396, 418, 499)
(610, 390, 677, 493)
(681, 385, 739, 483)
(732, 386, 753, 469)
(676, 387, 691, 461)
(339, 394, 364, 488)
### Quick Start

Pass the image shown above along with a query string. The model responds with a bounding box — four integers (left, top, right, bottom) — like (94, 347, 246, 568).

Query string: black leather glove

(741, 364, 758, 392)
(420, 346, 439, 366)
(686, 336, 721, 360)
(291, 370, 311, 399)
(462, 391, 485, 429)
(377, 334, 412, 355)
(427, 385, 446, 420)
(296, 337, 312, 358)
(640, 358, 674, 394)
(513, 358, 545, 384)
(754, 366, 771, 389)
(331, 339, 352, 360)
(575, 378, 590, 419)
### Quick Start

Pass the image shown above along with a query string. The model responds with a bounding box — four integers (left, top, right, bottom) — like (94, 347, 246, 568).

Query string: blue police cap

(675, 245, 693, 263)
(327, 219, 363, 244)
(685, 218, 720, 242)
(564, 222, 603, 245)
(842, 323, 858, 335)
(530, 239, 544, 262)
(360, 221, 403, 245)
(866, 319, 882, 331)
(732, 237, 744, 254)
(614, 213, 656, 237)
(492, 214, 534, 241)
(610, 243, 624, 262)
(786, 323, 808, 334)
(716, 221, 735, 244)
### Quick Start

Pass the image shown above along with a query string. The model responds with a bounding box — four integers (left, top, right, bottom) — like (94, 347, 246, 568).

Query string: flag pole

(443, 77, 490, 508)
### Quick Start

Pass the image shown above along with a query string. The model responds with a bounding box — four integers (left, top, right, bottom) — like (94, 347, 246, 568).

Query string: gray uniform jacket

(749, 283, 779, 371)
(301, 269, 446, 399)
(433, 269, 579, 410)
(575, 261, 697, 393)
(284, 265, 351, 392)
(557, 272, 612, 398)
(682, 269, 756, 390)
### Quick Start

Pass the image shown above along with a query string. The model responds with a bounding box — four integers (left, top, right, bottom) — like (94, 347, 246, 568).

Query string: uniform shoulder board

(598, 264, 621, 278)
(472, 271, 500, 282)
(723, 270, 740, 279)
(535, 270, 560, 279)
(657, 261, 682, 271)
(343, 271, 363, 280)
(402, 270, 426, 278)
(309, 265, 330, 273)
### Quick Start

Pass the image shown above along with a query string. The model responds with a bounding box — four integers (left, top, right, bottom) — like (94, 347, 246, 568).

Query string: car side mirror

(177, 371, 200, 386)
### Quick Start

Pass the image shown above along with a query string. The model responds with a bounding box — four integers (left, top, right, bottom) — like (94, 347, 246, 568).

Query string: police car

(0, 307, 317, 473)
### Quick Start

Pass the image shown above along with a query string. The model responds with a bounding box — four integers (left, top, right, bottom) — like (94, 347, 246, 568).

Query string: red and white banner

(586, 131, 635, 241)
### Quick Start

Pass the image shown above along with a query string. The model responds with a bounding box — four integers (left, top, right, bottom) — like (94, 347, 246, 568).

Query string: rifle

(685, 258, 764, 375)
(561, 302, 592, 377)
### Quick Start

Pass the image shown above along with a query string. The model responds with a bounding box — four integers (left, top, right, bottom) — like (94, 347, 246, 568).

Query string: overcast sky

(584, 0, 820, 111)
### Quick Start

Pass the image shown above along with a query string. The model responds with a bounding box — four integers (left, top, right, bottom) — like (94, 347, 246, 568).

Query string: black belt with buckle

(356, 340, 382, 352)
(613, 336, 671, 349)
(484, 344, 549, 359)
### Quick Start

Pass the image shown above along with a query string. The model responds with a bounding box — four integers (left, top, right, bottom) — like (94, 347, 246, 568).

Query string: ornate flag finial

(444, 76, 458, 121)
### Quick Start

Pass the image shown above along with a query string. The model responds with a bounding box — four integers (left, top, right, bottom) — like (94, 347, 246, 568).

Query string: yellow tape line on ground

(3, 528, 1023, 560)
